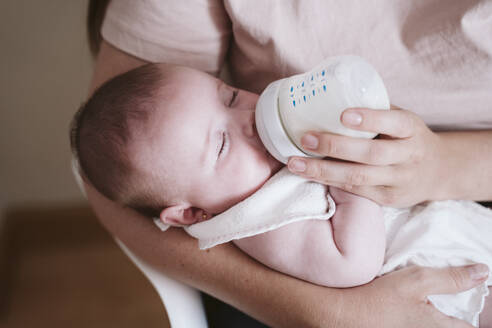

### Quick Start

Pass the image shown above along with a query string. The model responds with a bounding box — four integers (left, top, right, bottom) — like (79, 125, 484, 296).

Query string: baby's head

(71, 64, 282, 226)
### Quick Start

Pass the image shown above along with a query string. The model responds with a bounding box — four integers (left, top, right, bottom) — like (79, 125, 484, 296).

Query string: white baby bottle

(255, 55, 390, 164)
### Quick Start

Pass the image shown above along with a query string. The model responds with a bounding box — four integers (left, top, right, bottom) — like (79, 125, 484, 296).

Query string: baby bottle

(255, 55, 390, 164)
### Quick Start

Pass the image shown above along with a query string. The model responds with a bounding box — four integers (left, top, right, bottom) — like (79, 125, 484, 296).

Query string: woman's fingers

(291, 107, 446, 207)
(297, 108, 424, 166)
(301, 132, 409, 165)
(422, 264, 490, 297)
(341, 107, 419, 138)
(407, 264, 490, 300)
(345, 264, 481, 328)
(288, 157, 399, 187)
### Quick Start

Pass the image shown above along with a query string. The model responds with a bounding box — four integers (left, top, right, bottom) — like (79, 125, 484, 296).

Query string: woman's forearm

(85, 180, 490, 328)
(85, 181, 344, 327)
(436, 130, 492, 202)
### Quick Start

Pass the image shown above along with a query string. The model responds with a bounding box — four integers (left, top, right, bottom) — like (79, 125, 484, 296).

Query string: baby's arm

(233, 187, 385, 287)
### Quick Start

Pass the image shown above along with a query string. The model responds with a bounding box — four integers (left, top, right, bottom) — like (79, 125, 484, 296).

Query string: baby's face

(138, 66, 282, 218)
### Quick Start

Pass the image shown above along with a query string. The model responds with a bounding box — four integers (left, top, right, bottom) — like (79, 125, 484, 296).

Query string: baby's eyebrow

(215, 80, 223, 100)
(216, 79, 223, 91)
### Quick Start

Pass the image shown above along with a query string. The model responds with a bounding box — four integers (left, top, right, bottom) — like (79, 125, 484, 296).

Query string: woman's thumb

(416, 264, 489, 297)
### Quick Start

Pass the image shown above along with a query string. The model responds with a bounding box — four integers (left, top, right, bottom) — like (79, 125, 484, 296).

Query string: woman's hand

(287, 107, 446, 207)
(333, 264, 489, 328)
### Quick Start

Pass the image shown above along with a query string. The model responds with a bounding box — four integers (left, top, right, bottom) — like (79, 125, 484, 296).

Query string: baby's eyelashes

(229, 90, 239, 107)
(217, 131, 230, 159)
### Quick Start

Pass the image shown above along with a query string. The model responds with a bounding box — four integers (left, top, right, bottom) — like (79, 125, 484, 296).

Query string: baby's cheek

(234, 166, 267, 198)
(226, 146, 272, 196)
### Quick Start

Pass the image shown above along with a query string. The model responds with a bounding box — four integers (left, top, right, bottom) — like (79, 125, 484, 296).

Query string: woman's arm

(288, 108, 492, 207)
(87, 167, 486, 328)
(85, 40, 485, 328)
(234, 187, 385, 287)
(85, 180, 328, 327)
(437, 130, 492, 202)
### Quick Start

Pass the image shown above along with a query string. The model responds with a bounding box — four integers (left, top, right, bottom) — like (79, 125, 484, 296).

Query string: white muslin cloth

(155, 168, 336, 249)
(154, 168, 492, 326)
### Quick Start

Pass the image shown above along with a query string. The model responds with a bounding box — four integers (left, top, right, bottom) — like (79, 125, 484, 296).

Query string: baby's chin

(258, 142, 283, 174)
(245, 151, 283, 198)
(207, 155, 283, 216)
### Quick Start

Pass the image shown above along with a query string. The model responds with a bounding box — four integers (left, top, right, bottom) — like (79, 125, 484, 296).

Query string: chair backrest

(71, 158, 208, 328)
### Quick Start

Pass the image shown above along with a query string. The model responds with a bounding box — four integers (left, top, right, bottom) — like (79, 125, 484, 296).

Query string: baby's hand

(329, 186, 378, 206)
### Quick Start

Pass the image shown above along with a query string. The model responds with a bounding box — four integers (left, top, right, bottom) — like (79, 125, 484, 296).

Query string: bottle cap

(255, 79, 308, 164)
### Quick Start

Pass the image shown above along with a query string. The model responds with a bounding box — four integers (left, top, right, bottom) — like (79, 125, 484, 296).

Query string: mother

(85, 1, 492, 327)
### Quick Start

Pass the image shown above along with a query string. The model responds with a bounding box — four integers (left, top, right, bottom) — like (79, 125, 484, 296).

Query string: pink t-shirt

(102, 0, 492, 130)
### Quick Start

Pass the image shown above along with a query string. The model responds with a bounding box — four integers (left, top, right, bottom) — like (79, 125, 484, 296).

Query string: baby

(71, 63, 492, 326)
(72, 63, 385, 286)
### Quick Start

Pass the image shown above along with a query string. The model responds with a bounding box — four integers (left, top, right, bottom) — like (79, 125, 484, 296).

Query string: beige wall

(0, 0, 92, 221)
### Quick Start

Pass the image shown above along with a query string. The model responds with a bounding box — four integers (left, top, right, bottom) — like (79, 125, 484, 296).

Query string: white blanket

(380, 201, 492, 326)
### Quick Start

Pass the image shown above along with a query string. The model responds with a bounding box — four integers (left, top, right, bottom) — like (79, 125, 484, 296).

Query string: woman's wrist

(434, 130, 492, 202)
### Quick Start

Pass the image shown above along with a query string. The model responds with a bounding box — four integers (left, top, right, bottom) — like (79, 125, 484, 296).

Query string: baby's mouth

(252, 114, 283, 173)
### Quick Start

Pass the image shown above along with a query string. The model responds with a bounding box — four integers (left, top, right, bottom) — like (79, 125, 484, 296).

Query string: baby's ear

(159, 205, 206, 226)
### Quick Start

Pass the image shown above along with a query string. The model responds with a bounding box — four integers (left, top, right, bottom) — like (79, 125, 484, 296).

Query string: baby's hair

(70, 63, 165, 218)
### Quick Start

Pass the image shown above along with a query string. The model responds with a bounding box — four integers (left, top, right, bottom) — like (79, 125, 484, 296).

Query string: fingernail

(289, 159, 306, 172)
(302, 134, 319, 149)
(342, 111, 362, 126)
(467, 263, 489, 281)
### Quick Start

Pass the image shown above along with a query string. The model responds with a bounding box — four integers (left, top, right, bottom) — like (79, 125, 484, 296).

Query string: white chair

(115, 239, 208, 327)
(71, 159, 208, 328)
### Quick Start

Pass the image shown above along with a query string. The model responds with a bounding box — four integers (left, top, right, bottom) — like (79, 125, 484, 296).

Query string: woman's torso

(103, 0, 492, 129)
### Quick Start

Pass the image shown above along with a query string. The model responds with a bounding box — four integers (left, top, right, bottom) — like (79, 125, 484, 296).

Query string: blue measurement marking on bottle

(302, 81, 304, 87)
(323, 85, 326, 92)
(293, 100, 296, 107)
(322, 70, 325, 76)
(290, 86, 293, 92)
(303, 95, 306, 102)
(312, 90, 315, 96)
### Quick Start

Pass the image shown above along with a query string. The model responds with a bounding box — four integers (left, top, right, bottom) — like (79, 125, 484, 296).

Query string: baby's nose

(242, 111, 256, 138)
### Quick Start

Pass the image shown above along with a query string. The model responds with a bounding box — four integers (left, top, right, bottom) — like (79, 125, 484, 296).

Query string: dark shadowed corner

(0, 205, 170, 328)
